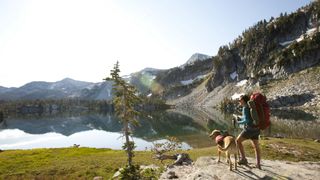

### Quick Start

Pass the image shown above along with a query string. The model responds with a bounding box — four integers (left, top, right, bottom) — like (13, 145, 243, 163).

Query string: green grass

(258, 138, 320, 162)
(0, 138, 319, 179)
(0, 148, 132, 179)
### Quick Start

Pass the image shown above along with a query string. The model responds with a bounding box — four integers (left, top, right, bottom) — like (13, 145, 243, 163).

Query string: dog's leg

(227, 152, 232, 171)
(226, 155, 229, 164)
(217, 150, 221, 163)
(234, 153, 237, 170)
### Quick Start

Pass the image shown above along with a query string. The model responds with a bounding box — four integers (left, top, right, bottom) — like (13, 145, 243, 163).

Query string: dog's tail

(217, 136, 235, 151)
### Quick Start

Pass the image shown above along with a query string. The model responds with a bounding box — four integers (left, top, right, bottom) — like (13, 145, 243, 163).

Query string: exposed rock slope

(160, 156, 320, 180)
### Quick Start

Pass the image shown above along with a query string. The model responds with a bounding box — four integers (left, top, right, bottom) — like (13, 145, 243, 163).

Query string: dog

(209, 130, 238, 170)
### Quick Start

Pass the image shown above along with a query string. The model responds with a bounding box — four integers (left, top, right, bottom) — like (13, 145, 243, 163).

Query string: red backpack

(247, 93, 270, 130)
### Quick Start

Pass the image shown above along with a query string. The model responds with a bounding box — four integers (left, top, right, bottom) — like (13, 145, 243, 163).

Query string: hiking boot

(255, 164, 261, 169)
(238, 158, 248, 165)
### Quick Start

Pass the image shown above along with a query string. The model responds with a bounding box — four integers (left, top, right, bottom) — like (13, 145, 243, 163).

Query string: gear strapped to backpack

(247, 93, 270, 130)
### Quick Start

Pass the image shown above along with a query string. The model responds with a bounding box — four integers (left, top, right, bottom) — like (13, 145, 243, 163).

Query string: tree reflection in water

(1, 108, 319, 150)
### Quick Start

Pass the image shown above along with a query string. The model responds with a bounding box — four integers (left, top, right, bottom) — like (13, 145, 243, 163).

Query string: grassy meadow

(0, 138, 319, 179)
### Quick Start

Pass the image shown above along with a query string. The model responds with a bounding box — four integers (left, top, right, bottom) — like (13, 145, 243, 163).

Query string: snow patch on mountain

(180, 74, 207, 86)
(230, 71, 238, 80)
(236, 80, 248, 87)
(231, 92, 245, 100)
(280, 27, 318, 47)
(280, 40, 295, 46)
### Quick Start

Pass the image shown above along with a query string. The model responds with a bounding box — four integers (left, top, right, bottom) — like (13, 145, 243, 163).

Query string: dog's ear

(209, 129, 221, 137)
(208, 131, 214, 137)
(209, 130, 220, 137)
(208, 132, 214, 137)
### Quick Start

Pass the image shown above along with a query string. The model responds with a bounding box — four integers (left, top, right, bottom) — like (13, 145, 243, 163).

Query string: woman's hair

(240, 95, 250, 103)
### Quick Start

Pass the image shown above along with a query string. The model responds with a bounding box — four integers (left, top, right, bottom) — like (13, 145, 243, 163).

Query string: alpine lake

(0, 108, 319, 150)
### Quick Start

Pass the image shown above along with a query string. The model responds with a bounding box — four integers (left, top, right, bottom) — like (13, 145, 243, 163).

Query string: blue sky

(0, 0, 313, 87)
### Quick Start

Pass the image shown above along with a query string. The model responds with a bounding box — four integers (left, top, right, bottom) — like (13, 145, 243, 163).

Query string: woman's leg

(251, 139, 261, 169)
(236, 134, 246, 160)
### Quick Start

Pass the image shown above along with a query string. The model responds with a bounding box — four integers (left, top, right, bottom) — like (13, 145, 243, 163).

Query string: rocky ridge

(170, 65, 320, 114)
(160, 156, 320, 180)
(264, 66, 320, 111)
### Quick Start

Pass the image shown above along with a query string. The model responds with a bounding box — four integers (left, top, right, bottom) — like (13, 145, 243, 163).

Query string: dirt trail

(160, 156, 320, 180)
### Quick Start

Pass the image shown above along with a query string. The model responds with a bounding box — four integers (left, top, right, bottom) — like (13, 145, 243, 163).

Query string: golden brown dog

(209, 130, 238, 170)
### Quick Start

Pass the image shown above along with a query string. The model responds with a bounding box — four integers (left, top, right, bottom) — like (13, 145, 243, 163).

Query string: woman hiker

(236, 95, 261, 169)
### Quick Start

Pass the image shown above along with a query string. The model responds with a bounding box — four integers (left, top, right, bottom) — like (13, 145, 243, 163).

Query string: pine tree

(104, 61, 142, 177)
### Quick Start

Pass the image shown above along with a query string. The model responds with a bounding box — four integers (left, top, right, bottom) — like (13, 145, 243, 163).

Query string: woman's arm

(237, 107, 250, 124)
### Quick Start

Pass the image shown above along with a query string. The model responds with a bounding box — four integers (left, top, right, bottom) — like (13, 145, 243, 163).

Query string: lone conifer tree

(104, 61, 141, 169)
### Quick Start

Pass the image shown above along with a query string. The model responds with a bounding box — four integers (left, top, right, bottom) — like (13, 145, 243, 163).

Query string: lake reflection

(0, 129, 192, 150)
(0, 111, 208, 150)
(0, 108, 319, 150)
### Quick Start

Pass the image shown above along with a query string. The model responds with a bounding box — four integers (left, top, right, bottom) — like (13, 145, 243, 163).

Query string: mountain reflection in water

(0, 128, 194, 150)
(0, 111, 211, 150)
(0, 108, 319, 150)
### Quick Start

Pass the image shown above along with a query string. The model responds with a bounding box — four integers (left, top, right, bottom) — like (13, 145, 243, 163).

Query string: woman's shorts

(239, 127, 260, 140)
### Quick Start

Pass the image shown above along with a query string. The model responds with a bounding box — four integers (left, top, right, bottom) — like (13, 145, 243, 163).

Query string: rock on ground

(160, 156, 320, 180)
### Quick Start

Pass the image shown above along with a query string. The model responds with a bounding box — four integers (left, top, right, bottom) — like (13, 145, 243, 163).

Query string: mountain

(169, 1, 320, 110)
(153, 54, 213, 99)
(0, 78, 95, 100)
(122, 54, 213, 99)
(79, 81, 113, 100)
(205, 4, 320, 91)
(0, 86, 14, 94)
(51, 78, 93, 92)
(124, 67, 162, 95)
(181, 53, 212, 68)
